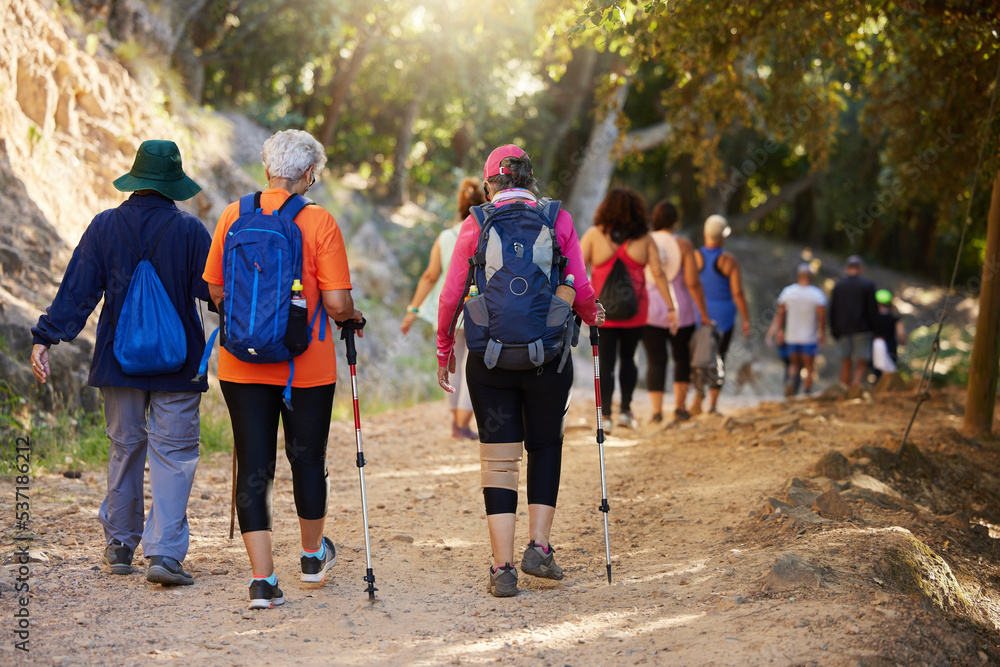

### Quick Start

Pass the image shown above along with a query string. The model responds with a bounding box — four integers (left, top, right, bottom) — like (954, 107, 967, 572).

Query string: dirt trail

(2, 383, 999, 666)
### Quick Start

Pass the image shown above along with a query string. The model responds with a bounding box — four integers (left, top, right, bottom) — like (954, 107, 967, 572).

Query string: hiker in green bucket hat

(30, 139, 214, 586)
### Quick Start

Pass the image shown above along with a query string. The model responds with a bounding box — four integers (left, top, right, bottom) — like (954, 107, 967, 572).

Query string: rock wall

(0, 0, 252, 413)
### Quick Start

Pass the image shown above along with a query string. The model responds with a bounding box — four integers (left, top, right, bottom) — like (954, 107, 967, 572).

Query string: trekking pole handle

(336, 317, 367, 365)
(589, 321, 599, 346)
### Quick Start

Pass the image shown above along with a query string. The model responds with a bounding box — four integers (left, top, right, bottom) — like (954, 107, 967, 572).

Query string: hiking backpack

(450, 199, 578, 372)
(113, 210, 188, 376)
(195, 192, 326, 407)
(599, 245, 639, 321)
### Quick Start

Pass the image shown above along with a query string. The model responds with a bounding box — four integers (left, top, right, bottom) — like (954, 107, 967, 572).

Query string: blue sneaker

(300, 536, 337, 583)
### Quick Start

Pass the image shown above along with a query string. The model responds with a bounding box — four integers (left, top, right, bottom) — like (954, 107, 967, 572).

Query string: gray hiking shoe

(146, 555, 194, 586)
(487, 564, 518, 597)
(102, 540, 133, 575)
(520, 541, 564, 580)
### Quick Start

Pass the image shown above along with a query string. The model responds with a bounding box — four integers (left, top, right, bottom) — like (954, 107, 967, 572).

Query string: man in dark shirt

(30, 140, 213, 586)
(828, 255, 879, 387)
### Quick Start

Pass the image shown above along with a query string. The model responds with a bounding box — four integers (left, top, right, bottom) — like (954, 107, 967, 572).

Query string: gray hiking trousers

(98, 387, 201, 562)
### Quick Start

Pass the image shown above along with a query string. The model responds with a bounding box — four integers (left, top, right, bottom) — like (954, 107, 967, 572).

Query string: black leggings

(597, 326, 644, 416)
(220, 381, 336, 533)
(466, 354, 572, 515)
(643, 324, 696, 389)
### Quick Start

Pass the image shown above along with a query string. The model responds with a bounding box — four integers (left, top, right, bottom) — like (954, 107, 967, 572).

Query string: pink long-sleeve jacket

(436, 199, 598, 367)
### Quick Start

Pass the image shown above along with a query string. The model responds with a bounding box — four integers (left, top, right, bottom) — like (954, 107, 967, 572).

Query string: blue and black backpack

(196, 192, 326, 407)
(449, 199, 578, 372)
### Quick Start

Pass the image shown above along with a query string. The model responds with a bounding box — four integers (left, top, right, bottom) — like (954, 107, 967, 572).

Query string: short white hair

(261, 130, 327, 181)
(704, 214, 731, 242)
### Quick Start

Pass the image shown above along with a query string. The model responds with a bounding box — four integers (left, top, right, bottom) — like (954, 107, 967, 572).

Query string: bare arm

(323, 288, 362, 324)
(775, 303, 786, 344)
(401, 238, 442, 334)
(209, 283, 224, 311)
(816, 304, 827, 344)
(896, 319, 906, 348)
(580, 227, 596, 271)
(679, 239, 710, 323)
(727, 256, 751, 337)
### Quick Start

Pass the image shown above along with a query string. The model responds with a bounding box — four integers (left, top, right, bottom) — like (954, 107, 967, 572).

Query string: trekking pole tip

(606, 564, 612, 584)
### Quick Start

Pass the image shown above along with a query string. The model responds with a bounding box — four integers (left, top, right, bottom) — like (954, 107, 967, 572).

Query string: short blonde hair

(261, 130, 327, 181)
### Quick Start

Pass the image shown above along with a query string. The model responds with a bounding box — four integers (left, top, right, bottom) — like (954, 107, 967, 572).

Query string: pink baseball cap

(484, 144, 530, 180)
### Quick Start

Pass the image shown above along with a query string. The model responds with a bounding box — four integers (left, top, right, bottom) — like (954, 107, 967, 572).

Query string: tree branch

(728, 173, 818, 231)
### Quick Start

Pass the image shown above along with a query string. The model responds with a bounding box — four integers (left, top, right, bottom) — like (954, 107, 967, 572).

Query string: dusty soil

(2, 381, 1000, 666)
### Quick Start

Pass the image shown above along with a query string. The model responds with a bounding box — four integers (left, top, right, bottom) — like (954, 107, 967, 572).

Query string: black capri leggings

(220, 381, 336, 533)
(643, 324, 696, 389)
(597, 325, 644, 417)
(466, 353, 573, 515)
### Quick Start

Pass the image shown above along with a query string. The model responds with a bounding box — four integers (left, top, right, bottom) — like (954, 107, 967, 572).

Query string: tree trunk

(318, 36, 373, 148)
(537, 48, 599, 187)
(564, 83, 629, 234)
(387, 84, 427, 207)
(962, 172, 1000, 438)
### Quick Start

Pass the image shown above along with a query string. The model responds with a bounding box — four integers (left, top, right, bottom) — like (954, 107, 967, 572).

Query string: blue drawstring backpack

(113, 211, 188, 376)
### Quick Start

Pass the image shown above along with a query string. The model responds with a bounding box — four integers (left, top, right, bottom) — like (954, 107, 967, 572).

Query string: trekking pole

(589, 323, 613, 584)
(336, 317, 378, 601)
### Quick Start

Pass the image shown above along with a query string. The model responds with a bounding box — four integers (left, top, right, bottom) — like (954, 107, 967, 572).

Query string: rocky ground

(2, 380, 999, 666)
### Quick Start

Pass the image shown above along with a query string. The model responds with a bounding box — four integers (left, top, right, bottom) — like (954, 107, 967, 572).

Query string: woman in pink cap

(436, 144, 605, 597)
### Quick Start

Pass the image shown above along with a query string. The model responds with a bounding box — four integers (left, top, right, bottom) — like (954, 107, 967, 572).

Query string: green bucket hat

(113, 140, 201, 201)
(875, 289, 893, 305)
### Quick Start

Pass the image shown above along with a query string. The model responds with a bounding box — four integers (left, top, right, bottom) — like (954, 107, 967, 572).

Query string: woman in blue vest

(692, 215, 751, 414)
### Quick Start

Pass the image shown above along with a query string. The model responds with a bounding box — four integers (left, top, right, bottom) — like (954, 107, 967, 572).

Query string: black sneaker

(673, 408, 691, 422)
(146, 555, 194, 586)
(300, 536, 337, 583)
(650, 413, 663, 424)
(248, 578, 285, 609)
(102, 540, 133, 575)
(488, 563, 518, 597)
(520, 541, 564, 580)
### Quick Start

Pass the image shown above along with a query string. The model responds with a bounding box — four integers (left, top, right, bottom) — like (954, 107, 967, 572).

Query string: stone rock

(812, 489, 853, 520)
(812, 450, 850, 480)
(786, 485, 820, 509)
(391, 534, 415, 543)
(763, 553, 825, 591)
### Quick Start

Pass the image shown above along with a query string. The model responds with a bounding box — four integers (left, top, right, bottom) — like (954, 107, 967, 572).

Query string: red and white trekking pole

(336, 317, 378, 602)
(589, 323, 613, 584)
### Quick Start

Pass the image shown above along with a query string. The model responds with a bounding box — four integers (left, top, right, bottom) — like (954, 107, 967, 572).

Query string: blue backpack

(196, 192, 326, 407)
(113, 211, 188, 376)
(450, 199, 577, 372)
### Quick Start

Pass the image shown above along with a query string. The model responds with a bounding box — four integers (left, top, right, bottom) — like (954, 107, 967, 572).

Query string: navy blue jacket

(32, 193, 214, 392)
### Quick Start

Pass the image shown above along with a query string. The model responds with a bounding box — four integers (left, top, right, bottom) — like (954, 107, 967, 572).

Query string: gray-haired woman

(204, 129, 362, 609)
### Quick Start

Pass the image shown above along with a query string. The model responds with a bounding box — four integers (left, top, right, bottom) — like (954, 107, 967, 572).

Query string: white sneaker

(616, 412, 637, 429)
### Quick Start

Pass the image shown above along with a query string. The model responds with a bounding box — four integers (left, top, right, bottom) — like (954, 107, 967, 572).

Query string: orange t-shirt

(203, 189, 353, 386)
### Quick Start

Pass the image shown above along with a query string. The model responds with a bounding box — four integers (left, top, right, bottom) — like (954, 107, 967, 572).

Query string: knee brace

(480, 442, 522, 492)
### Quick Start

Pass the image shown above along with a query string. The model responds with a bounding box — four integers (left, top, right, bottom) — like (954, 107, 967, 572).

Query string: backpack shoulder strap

(239, 192, 262, 216)
(469, 203, 492, 227)
(537, 198, 562, 227)
(114, 209, 142, 260)
(147, 211, 183, 259)
(276, 193, 314, 220)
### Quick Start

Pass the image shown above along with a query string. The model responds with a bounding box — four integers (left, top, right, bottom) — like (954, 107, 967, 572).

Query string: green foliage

(905, 323, 974, 387)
